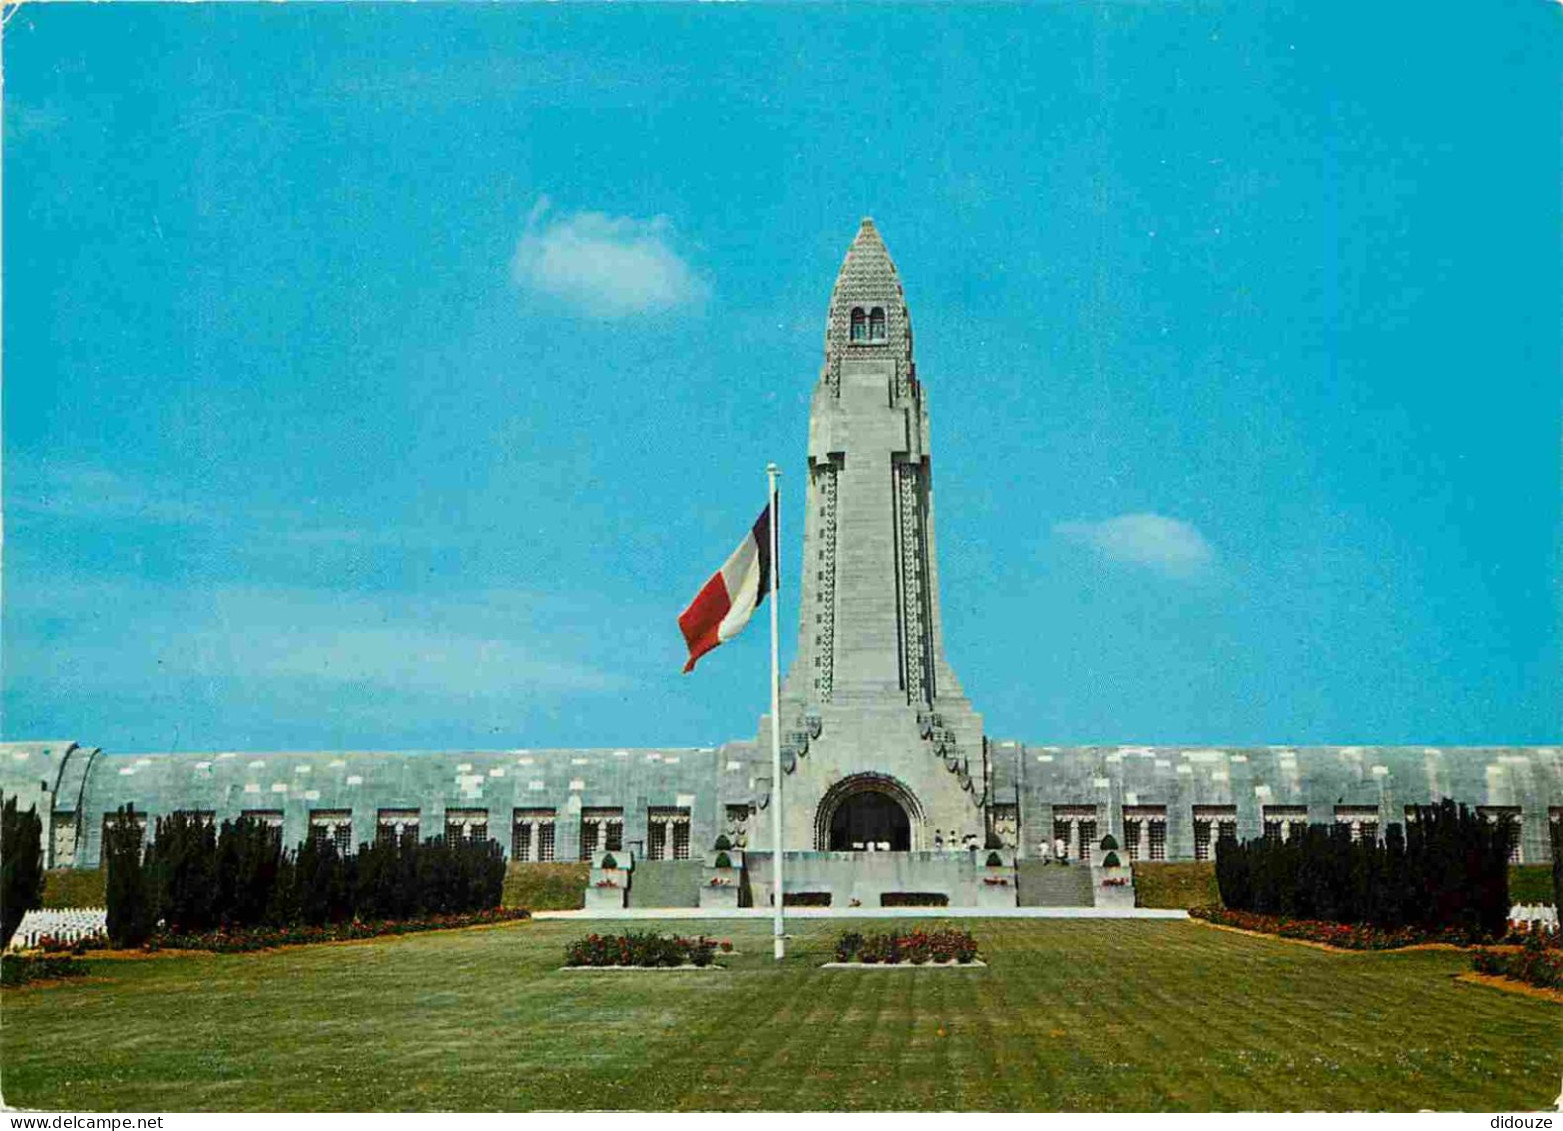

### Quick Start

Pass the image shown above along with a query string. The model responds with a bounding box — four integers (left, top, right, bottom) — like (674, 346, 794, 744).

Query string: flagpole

(767, 461, 785, 961)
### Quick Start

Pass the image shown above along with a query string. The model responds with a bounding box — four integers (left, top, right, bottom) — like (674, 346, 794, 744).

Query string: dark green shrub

(1103, 851, 1122, 868)
(784, 891, 830, 907)
(1216, 799, 1510, 939)
(105, 806, 154, 948)
(713, 852, 732, 869)
(146, 812, 219, 933)
(985, 851, 1003, 868)
(1100, 833, 1119, 851)
(1, 796, 44, 949)
(880, 891, 949, 907)
(713, 834, 732, 851)
(601, 853, 618, 870)
(1552, 839, 1562, 916)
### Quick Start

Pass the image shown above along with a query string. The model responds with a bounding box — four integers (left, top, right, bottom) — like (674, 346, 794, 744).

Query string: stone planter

(593, 850, 633, 873)
(699, 881, 740, 909)
(976, 877, 1017, 908)
(585, 882, 625, 910)
(1093, 867, 1135, 909)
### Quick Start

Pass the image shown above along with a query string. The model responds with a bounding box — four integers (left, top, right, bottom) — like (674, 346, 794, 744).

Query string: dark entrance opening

(829, 791, 911, 851)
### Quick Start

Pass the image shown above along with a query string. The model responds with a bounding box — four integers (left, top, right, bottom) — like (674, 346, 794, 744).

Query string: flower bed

(147, 908, 530, 953)
(33, 932, 110, 955)
(1472, 934, 1563, 991)
(833, 928, 979, 965)
(1190, 906, 1487, 950)
(564, 932, 718, 968)
(1, 954, 91, 988)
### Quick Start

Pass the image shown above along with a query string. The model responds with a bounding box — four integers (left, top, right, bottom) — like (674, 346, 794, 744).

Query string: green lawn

(2, 918, 1557, 1111)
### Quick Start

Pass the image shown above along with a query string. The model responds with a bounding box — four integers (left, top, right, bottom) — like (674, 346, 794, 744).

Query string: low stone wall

(742, 850, 1016, 909)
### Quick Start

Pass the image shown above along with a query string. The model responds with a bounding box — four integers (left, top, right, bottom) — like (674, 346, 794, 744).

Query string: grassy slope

(1133, 863, 1221, 909)
(2, 918, 1556, 1111)
(42, 869, 106, 909)
(1508, 865, 1554, 905)
(501, 862, 587, 911)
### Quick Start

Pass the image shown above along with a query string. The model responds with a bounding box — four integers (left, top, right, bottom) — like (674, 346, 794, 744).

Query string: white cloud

(7, 576, 625, 702)
(7, 463, 206, 526)
(1053, 513, 1214, 579)
(510, 197, 706, 317)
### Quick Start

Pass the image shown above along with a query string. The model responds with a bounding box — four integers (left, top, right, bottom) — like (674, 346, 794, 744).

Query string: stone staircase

(1015, 860, 1095, 907)
(625, 860, 704, 909)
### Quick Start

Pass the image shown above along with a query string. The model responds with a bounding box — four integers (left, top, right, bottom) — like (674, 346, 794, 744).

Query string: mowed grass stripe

(2, 918, 1556, 1111)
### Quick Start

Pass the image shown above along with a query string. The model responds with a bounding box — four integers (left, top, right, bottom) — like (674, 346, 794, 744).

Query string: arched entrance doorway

(814, 773, 924, 851)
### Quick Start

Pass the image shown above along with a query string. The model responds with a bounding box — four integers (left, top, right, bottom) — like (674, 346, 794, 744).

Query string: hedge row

(1216, 799, 1511, 939)
(104, 806, 506, 946)
(880, 892, 949, 907)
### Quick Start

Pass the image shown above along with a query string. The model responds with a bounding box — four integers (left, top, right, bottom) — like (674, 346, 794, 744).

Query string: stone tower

(763, 219, 988, 852)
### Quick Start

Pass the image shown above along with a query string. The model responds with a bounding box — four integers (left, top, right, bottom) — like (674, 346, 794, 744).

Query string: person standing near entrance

(1054, 835, 1068, 864)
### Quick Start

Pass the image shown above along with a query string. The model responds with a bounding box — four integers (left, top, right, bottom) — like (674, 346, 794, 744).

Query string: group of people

(1037, 836, 1071, 865)
(923, 831, 1072, 864)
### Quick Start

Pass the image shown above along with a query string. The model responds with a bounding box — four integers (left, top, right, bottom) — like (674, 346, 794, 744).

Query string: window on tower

(869, 307, 887, 341)
(850, 308, 867, 342)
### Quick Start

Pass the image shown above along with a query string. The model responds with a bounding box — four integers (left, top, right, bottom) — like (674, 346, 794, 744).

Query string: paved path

(533, 906, 1189, 920)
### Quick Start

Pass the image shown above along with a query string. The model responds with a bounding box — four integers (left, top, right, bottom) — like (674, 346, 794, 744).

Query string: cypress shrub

(713, 852, 732, 869)
(1102, 851, 1121, 868)
(1552, 837, 1562, 915)
(234, 817, 284, 926)
(104, 805, 154, 947)
(1215, 799, 1509, 939)
(147, 812, 220, 933)
(0, 796, 44, 949)
(110, 816, 506, 937)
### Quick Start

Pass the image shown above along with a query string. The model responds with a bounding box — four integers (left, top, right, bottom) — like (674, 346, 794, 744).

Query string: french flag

(678, 498, 775, 673)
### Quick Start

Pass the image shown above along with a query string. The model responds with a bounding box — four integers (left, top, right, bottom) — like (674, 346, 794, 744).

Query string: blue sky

(5, 3, 1559, 753)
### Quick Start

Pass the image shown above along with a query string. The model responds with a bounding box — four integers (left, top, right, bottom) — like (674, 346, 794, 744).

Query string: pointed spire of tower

(823, 218, 913, 392)
(834, 217, 899, 290)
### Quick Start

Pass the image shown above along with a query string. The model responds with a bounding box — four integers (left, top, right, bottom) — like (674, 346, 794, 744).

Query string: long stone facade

(4, 221, 1560, 902)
